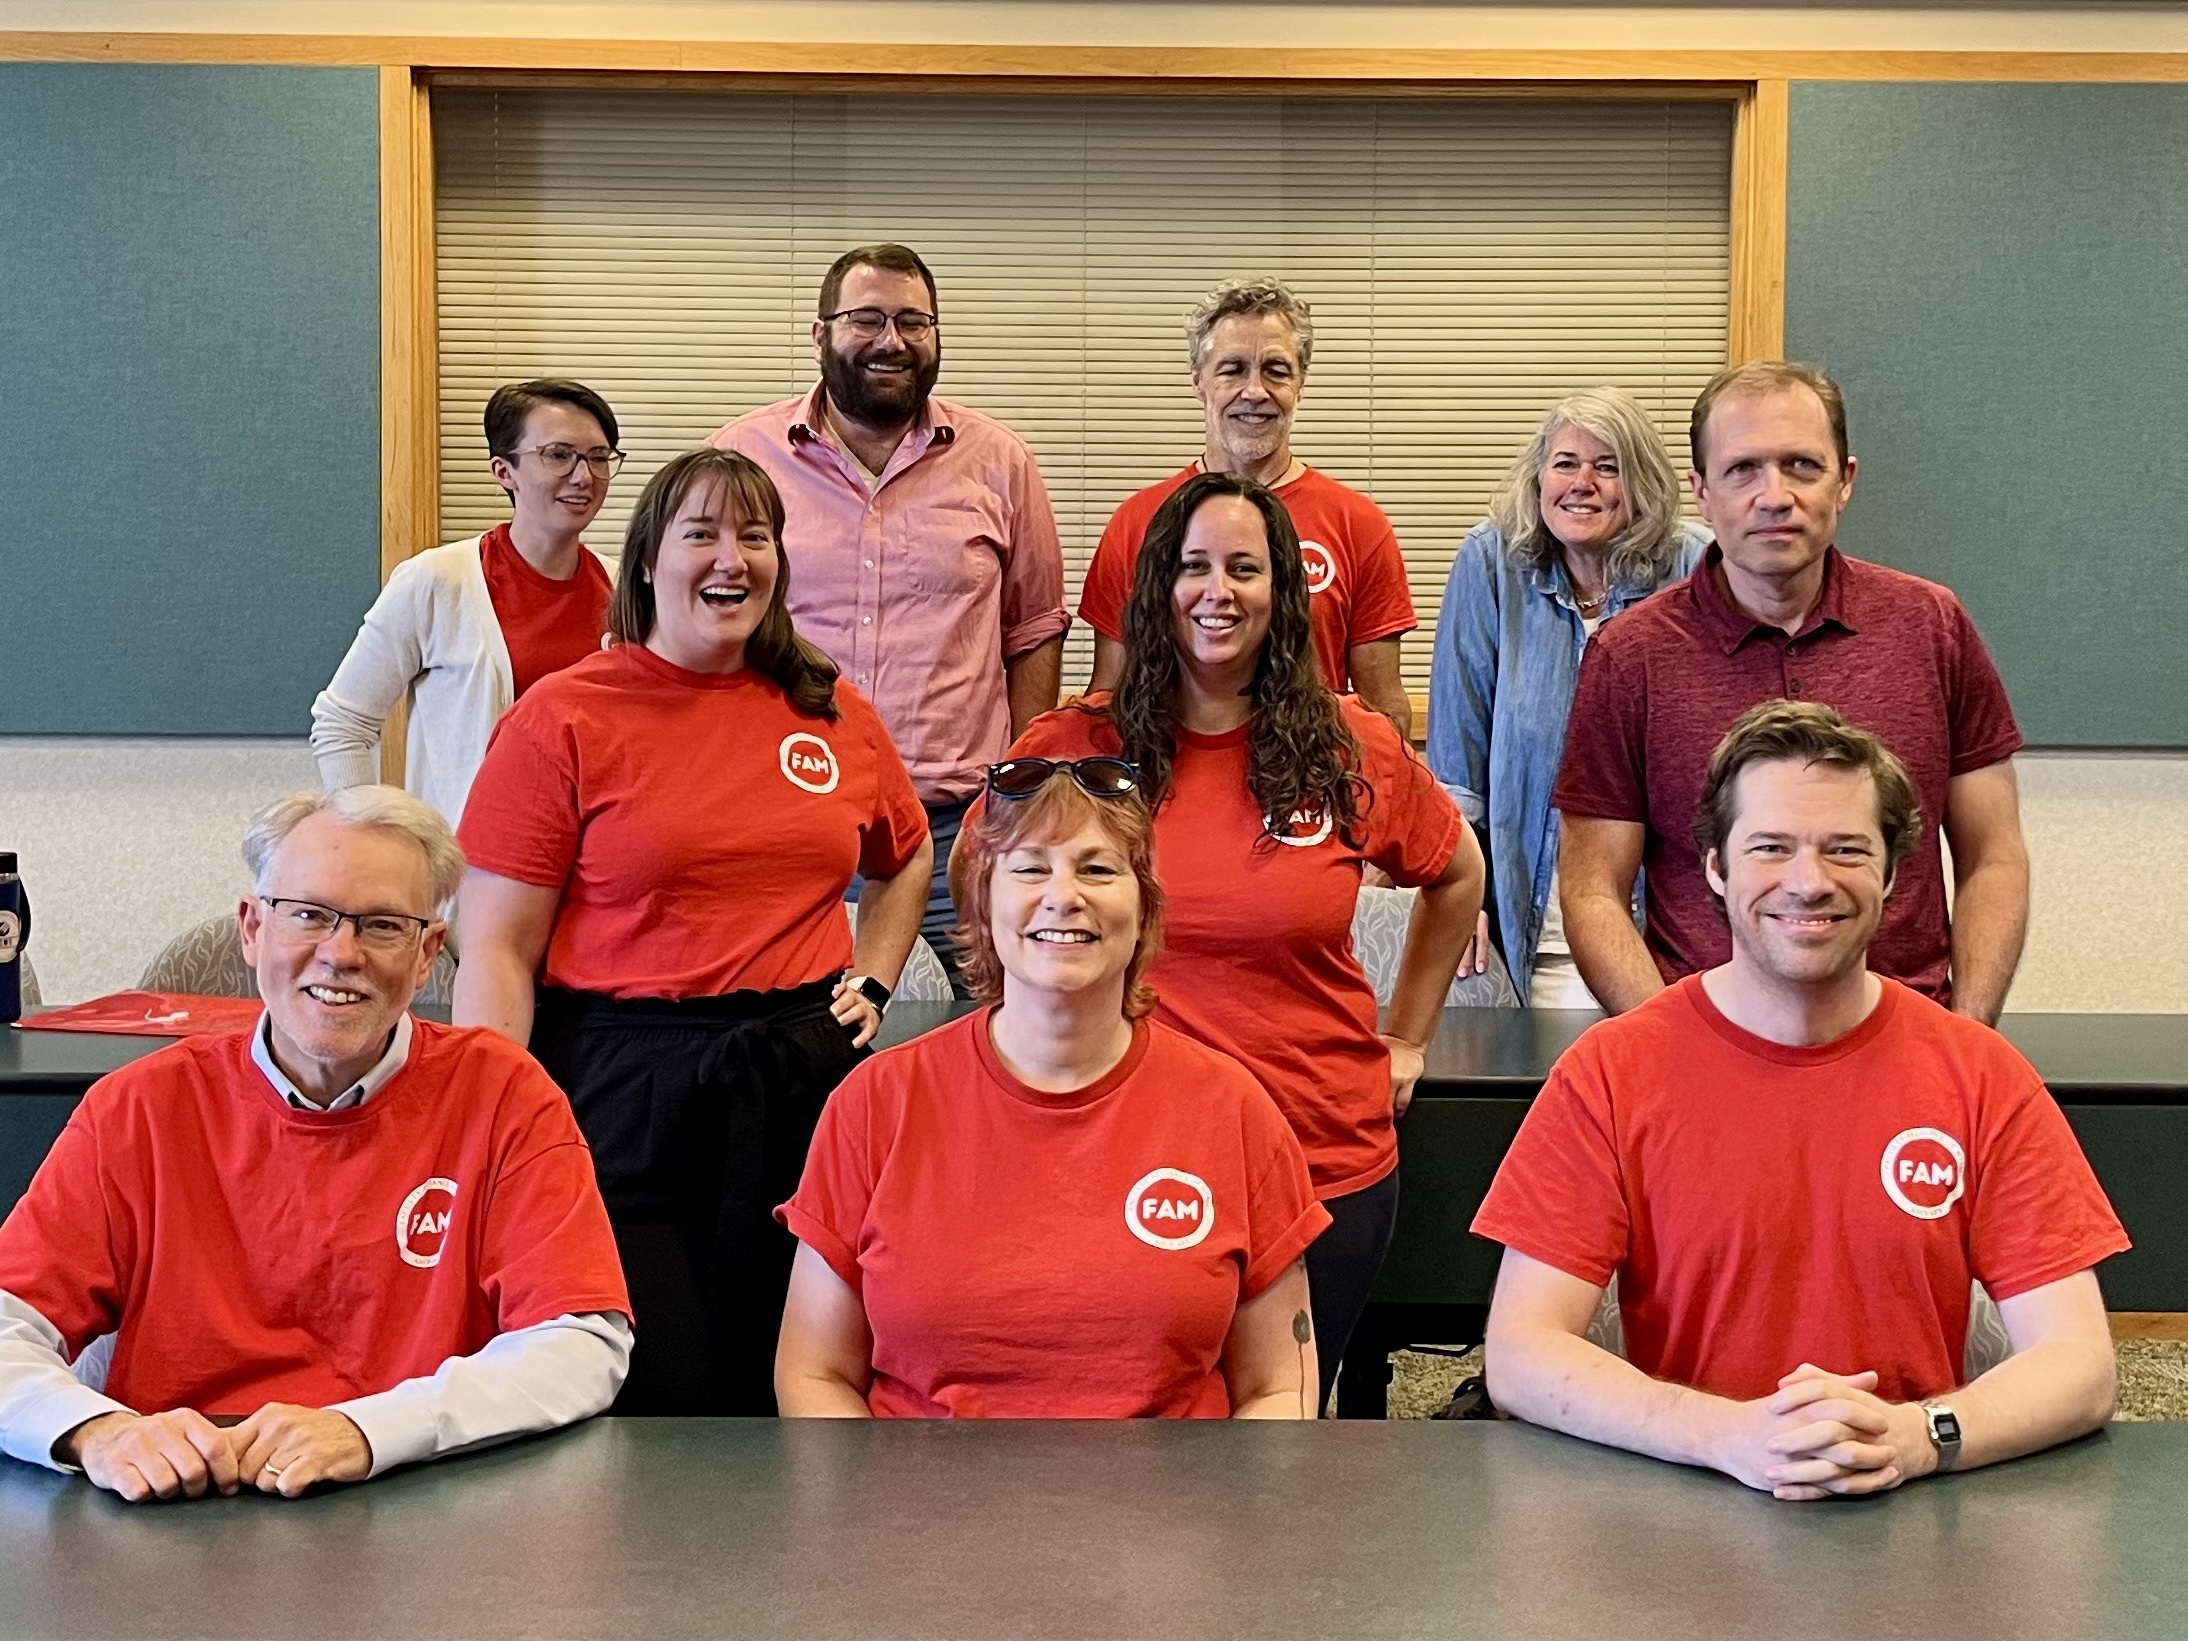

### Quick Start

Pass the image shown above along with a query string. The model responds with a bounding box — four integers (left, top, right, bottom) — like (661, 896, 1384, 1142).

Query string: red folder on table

(15, 992, 263, 1037)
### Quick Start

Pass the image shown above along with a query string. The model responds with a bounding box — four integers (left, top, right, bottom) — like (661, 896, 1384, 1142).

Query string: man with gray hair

(1081, 276, 1417, 734)
(0, 787, 630, 1503)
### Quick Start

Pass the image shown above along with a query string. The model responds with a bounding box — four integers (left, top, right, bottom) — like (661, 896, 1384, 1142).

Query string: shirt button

(864, 559, 874, 569)
(1787, 679, 1803, 696)
(859, 674, 870, 685)
(862, 615, 872, 626)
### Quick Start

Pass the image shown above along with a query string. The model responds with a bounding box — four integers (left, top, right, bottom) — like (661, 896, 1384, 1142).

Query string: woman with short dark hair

(312, 380, 626, 828)
(453, 448, 932, 1415)
(1010, 471, 1483, 1409)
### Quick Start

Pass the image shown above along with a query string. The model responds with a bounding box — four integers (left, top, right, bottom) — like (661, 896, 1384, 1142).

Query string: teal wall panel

(0, 65, 379, 735)
(1785, 82, 2188, 747)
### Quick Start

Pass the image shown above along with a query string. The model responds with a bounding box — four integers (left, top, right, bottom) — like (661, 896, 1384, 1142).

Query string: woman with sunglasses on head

(775, 760, 1327, 1418)
(452, 448, 933, 1416)
(1006, 470, 1483, 1411)
(312, 381, 626, 829)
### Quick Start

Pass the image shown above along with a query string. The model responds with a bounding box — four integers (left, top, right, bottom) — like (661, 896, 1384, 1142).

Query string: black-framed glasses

(986, 758, 1143, 802)
(510, 444, 626, 478)
(258, 897, 436, 952)
(821, 307, 940, 342)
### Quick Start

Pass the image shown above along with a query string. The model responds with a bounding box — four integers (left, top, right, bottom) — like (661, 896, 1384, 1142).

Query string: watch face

(856, 977, 891, 1009)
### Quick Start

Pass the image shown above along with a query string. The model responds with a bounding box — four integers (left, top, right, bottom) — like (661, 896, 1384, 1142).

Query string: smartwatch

(847, 974, 892, 1011)
(1922, 1402, 1962, 1473)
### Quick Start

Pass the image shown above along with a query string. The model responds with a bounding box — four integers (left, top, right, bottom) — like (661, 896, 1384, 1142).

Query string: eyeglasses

(821, 307, 940, 342)
(509, 444, 626, 478)
(985, 758, 1143, 802)
(258, 897, 436, 952)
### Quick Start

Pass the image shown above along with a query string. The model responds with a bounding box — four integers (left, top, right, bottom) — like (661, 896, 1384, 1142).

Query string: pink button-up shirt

(710, 386, 1069, 805)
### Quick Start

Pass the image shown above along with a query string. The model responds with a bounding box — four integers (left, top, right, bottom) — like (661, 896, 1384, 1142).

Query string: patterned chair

(139, 915, 459, 1008)
(843, 902, 955, 1004)
(19, 954, 40, 1009)
(1576, 1273, 2011, 1380)
(1351, 883, 1520, 1009)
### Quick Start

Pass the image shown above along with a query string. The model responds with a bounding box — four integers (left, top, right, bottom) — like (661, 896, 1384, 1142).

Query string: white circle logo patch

(1266, 806, 1334, 848)
(779, 733, 841, 794)
(1299, 540, 1337, 596)
(396, 1177, 459, 1268)
(1125, 1168, 1215, 1250)
(1880, 1128, 1967, 1221)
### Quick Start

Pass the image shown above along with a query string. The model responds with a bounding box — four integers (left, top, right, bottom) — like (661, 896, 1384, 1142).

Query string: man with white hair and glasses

(1081, 276, 1418, 736)
(0, 787, 630, 1503)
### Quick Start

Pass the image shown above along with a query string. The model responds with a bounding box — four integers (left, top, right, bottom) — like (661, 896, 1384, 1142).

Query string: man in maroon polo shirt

(1553, 361, 2030, 1022)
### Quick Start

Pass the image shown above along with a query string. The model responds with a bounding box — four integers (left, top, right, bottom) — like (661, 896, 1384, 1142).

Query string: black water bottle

(0, 853, 29, 1024)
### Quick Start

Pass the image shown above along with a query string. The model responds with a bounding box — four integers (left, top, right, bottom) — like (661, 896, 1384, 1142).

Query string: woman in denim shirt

(1427, 387, 1708, 1008)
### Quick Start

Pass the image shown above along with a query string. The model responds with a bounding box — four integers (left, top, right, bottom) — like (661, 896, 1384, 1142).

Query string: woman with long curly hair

(1007, 470, 1482, 1408)
(452, 448, 933, 1416)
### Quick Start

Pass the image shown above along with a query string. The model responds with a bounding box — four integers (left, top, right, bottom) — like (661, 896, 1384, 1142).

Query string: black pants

(531, 979, 862, 1417)
(1304, 1169, 1402, 1415)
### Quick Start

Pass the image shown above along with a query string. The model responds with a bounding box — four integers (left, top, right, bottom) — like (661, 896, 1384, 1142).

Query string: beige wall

(8, 1, 2188, 52)
(4, 739, 2183, 1012)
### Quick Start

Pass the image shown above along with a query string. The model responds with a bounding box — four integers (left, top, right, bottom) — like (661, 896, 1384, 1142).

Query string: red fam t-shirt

(1010, 695, 1462, 1197)
(1473, 977, 2128, 1403)
(0, 1022, 630, 1417)
(478, 523, 613, 699)
(779, 1011, 1328, 1418)
(460, 644, 928, 999)
(1079, 466, 1417, 691)
(1553, 547, 2023, 1001)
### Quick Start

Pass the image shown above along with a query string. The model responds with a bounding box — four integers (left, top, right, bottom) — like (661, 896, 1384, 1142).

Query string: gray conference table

(2, 1416, 2183, 1640)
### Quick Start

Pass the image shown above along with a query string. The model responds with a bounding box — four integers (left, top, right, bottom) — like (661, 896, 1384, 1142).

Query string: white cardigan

(309, 535, 610, 830)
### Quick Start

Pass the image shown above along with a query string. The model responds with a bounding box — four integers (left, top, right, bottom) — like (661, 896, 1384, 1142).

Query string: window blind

(435, 89, 1732, 697)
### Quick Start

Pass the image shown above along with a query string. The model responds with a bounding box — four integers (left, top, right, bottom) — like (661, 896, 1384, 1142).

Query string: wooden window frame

(12, 32, 2187, 756)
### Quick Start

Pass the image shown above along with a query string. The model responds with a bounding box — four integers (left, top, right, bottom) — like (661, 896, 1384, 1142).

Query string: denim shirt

(1426, 518, 1709, 999)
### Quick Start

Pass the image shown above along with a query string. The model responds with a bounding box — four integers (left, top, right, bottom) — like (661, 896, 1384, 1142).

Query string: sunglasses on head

(984, 757, 1143, 802)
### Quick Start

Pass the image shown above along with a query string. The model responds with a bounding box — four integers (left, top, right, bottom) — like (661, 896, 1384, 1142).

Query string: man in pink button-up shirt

(710, 243, 1069, 992)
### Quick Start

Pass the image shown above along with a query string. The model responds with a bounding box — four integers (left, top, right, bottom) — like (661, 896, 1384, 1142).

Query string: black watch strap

(851, 974, 892, 1010)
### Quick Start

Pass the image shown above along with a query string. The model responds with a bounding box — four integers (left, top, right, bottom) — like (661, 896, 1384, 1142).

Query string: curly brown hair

(607, 448, 840, 720)
(1108, 470, 1365, 845)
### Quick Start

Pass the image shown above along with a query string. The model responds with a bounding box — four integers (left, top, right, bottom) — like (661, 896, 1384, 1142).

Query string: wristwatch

(846, 974, 892, 1011)
(1922, 1402, 1963, 1473)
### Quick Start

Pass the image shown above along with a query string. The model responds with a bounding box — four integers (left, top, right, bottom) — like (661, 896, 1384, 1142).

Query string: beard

(821, 337, 941, 428)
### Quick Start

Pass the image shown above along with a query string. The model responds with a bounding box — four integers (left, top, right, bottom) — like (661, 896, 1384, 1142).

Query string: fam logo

(1880, 1127, 1967, 1221)
(1125, 1168, 1215, 1251)
(779, 733, 841, 795)
(396, 1177, 459, 1268)
(1265, 805, 1334, 849)
(1299, 540, 1337, 596)
(0, 910, 19, 965)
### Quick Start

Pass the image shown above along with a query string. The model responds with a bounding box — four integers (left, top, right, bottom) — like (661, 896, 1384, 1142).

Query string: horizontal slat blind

(436, 90, 1731, 696)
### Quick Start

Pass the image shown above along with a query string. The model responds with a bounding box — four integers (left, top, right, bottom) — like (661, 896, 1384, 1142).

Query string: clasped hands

(56, 1403, 372, 1504)
(1720, 1362, 1939, 1501)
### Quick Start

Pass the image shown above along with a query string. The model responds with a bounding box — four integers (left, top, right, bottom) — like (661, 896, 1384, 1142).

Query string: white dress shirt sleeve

(328, 1311, 632, 1477)
(0, 1290, 131, 1472)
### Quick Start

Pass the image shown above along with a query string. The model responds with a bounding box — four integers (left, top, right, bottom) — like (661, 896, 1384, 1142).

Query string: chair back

(893, 937, 956, 1004)
(1351, 884, 1519, 1008)
(19, 954, 40, 1009)
(140, 915, 458, 1007)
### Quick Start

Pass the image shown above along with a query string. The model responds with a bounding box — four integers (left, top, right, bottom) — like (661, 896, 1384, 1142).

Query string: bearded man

(710, 243, 1068, 993)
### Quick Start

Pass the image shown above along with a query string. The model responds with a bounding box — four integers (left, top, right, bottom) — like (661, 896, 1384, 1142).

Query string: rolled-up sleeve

(998, 443, 1070, 660)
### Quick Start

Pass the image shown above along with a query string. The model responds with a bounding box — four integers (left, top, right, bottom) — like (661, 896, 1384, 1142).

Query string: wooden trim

(11, 34, 2188, 83)
(2110, 1313, 2188, 1342)
(1728, 79, 1789, 364)
(378, 64, 438, 787)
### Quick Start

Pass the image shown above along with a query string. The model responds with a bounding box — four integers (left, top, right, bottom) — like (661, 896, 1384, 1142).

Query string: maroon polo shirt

(1552, 545, 2022, 1002)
